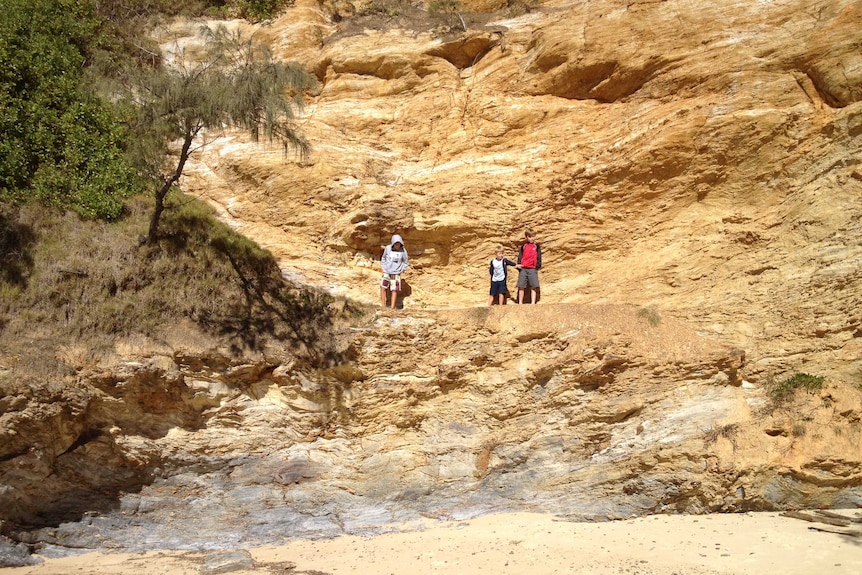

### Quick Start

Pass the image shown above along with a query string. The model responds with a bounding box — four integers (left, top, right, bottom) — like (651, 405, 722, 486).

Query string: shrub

(704, 423, 738, 447)
(234, 0, 292, 20)
(768, 372, 825, 404)
(357, 0, 402, 18)
(506, 0, 541, 17)
(0, 0, 140, 220)
(636, 307, 661, 326)
(428, 0, 466, 31)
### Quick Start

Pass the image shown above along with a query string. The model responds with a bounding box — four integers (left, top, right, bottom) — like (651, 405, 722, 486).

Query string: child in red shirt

(516, 229, 542, 304)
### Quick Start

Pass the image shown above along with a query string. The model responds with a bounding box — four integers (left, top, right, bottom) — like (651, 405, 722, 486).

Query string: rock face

(2, 0, 862, 559)
(2, 303, 860, 556)
(186, 0, 862, 387)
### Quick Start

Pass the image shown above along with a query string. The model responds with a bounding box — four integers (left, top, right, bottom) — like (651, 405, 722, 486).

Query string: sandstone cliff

(2, 0, 861, 560)
(186, 0, 861, 379)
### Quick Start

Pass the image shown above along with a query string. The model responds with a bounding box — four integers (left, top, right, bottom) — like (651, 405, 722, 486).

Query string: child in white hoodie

(380, 234, 408, 308)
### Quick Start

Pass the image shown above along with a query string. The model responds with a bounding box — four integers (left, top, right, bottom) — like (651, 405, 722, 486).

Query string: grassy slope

(0, 193, 364, 388)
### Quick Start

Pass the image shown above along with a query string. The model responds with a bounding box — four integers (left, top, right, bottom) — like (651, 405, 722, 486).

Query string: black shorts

(490, 280, 508, 296)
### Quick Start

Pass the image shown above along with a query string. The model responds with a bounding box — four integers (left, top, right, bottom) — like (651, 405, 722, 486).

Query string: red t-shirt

(520, 243, 538, 268)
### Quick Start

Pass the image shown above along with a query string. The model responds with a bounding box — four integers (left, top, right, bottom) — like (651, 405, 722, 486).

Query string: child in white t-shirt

(488, 245, 519, 306)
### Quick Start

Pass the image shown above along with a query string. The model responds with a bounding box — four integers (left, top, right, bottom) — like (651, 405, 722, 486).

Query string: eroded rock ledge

(3, 0, 862, 564)
(2, 305, 859, 558)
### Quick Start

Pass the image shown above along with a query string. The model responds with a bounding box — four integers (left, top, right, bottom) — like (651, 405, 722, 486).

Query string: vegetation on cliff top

(0, 195, 355, 384)
(0, 0, 141, 220)
(0, 0, 305, 222)
(0, 0, 354, 383)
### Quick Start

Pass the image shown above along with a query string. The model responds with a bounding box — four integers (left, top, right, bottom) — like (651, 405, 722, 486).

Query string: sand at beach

(3, 511, 860, 575)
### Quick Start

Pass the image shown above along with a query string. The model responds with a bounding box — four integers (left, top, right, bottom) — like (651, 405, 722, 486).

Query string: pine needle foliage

(118, 25, 318, 243)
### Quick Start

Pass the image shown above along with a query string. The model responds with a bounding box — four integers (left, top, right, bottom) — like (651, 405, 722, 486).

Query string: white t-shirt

(491, 258, 506, 282)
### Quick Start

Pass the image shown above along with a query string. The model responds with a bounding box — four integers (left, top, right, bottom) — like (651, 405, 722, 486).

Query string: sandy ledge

(2, 511, 861, 575)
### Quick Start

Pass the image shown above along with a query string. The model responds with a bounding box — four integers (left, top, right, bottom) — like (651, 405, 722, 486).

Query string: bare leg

(498, 293, 506, 305)
(488, 294, 495, 306)
(389, 291, 398, 309)
(517, 288, 524, 304)
(380, 287, 387, 306)
(531, 288, 538, 304)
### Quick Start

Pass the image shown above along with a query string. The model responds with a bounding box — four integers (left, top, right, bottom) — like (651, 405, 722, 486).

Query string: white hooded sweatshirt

(381, 234, 409, 275)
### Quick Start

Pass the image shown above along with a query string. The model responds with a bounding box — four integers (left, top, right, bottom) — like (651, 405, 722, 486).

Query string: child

(380, 234, 408, 309)
(516, 229, 542, 304)
(488, 245, 519, 306)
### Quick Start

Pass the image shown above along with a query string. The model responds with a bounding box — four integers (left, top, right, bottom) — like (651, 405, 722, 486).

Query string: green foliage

(636, 307, 661, 326)
(92, 1, 293, 24)
(86, 1, 297, 78)
(768, 372, 825, 404)
(235, 0, 290, 21)
(0, 197, 349, 361)
(0, 0, 140, 220)
(117, 25, 317, 241)
(358, 0, 403, 18)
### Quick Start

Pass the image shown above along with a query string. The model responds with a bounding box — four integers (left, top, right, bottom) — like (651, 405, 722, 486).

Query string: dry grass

(636, 307, 661, 327)
(703, 422, 739, 447)
(0, 193, 366, 384)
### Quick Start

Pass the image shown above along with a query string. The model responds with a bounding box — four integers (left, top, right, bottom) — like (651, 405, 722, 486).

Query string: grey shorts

(517, 268, 539, 288)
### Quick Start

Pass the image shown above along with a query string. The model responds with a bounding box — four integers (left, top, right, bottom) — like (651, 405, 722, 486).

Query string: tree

(0, 0, 139, 220)
(428, 0, 467, 33)
(121, 25, 317, 243)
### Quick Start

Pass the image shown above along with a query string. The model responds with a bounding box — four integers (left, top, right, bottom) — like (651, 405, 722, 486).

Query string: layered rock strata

(2, 305, 861, 556)
(2, 0, 862, 561)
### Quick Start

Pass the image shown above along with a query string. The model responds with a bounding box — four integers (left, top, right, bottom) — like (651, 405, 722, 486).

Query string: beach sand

(2, 511, 860, 575)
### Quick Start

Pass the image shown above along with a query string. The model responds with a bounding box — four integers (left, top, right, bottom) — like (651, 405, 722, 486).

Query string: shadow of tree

(0, 206, 36, 290)
(0, 199, 362, 542)
(158, 204, 352, 368)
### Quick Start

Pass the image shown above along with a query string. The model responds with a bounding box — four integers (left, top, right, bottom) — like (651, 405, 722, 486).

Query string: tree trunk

(147, 181, 171, 244)
(146, 129, 197, 243)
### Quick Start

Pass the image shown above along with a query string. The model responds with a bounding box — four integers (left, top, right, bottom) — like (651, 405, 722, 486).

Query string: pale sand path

(3, 511, 860, 575)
